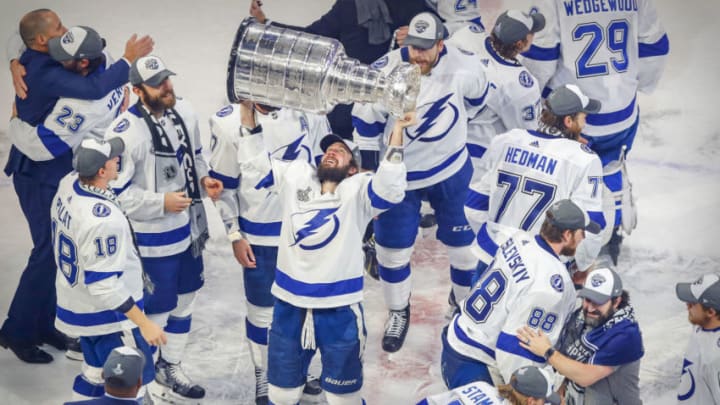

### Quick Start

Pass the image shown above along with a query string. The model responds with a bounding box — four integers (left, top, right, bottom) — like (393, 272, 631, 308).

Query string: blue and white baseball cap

(73, 138, 125, 177)
(547, 84, 601, 116)
(511, 366, 561, 405)
(578, 267, 623, 305)
(129, 55, 175, 87)
(493, 10, 546, 44)
(48, 26, 106, 62)
(676, 273, 720, 311)
(405, 12, 448, 50)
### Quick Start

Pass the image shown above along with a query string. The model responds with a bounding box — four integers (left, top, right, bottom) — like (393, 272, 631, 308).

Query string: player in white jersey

(353, 11, 488, 353)
(446, 10, 543, 178)
(425, 0, 483, 35)
(522, 0, 670, 264)
(52, 138, 166, 400)
(420, 365, 561, 405)
(7, 26, 127, 162)
(106, 56, 222, 402)
(208, 102, 328, 403)
(443, 199, 598, 389)
(465, 84, 606, 277)
(235, 101, 413, 404)
(675, 273, 720, 404)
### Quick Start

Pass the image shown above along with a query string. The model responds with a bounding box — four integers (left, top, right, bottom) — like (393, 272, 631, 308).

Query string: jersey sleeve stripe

(239, 217, 282, 237)
(209, 169, 239, 189)
(112, 180, 132, 195)
(639, 34, 669, 58)
(585, 96, 636, 126)
(367, 180, 396, 210)
(135, 222, 191, 247)
(351, 117, 386, 138)
(452, 318, 496, 359)
(522, 44, 561, 61)
(496, 331, 545, 363)
(84, 270, 123, 285)
(56, 299, 144, 327)
(38, 124, 72, 158)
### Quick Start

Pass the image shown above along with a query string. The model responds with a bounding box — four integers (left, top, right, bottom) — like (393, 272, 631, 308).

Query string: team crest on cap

(580, 144, 595, 154)
(591, 273, 606, 287)
(550, 274, 564, 292)
(145, 58, 159, 70)
(112, 363, 124, 375)
(469, 24, 483, 33)
(113, 118, 130, 133)
(414, 20, 430, 33)
(92, 203, 111, 218)
(62, 32, 75, 44)
(519, 71, 534, 88)
(371, 56, 388, 69)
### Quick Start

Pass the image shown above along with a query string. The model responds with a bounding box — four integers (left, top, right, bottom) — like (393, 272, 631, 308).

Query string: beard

(584, 307, 614, 328)
(317, 163, 352, 183)
(141, 87, 176, 113)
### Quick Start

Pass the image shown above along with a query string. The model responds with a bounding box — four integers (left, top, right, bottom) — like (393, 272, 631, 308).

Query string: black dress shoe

(0, 331, 53, 364)
(40, 329, 69, 351)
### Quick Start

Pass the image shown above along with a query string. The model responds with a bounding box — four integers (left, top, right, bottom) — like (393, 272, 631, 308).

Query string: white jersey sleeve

(425, 0, 484, 34)
(208, 106, 242, 233)
(6, 29, 24, 63)
(106, 118, 166, 222)
(636, 0, 670, 93)
(521, 0, 561, 92)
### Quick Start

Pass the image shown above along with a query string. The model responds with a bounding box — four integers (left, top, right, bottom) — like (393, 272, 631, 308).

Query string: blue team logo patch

(371, 56, 388, 69)
(113, 118, 130, 133)
(591, 273, 606, 287)
(145, 58, 159, 70)
(414, 20, 430, 34)
(580, 144, 595, 154)
(469, 24, 483, 34)
(518, 71, 534, 88)
(290, 208, 340, 250)
(550, 274, 564, 292)
(216, 105, 234, 117)
(62, 32, 75, 44)
(92, 203, 111, 218)
(404, 93, 459, 143)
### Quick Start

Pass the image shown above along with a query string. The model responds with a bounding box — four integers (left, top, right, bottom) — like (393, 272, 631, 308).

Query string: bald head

(19, 9, 65, 50)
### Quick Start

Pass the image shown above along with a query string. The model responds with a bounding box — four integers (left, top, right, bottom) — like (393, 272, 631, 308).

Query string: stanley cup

(226, 17, 420, 116)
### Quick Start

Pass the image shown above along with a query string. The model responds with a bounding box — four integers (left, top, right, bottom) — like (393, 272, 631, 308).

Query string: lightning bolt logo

(405, 93, 459, 143)
(678, 358, 695, 401)
(273, 135, 309, 162)
(291, 208, 340, 250)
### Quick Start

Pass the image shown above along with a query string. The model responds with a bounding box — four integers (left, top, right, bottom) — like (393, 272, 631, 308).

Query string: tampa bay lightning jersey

(7, 52, 125, 161)
(447, 232, 576, 383)
(677, 325, 720, 404)
(353, 45, 488, 190)
(419, 380, 506, 405)
(446, 26, 541, 169)
(52, 173, 144, 337)
(208, 104, 329, 246)
(235, 130, 407, 308)
(425, 0, 484, 34)
(464, 129, 605, 270)
(522, 0, 669, 136)
(106, 99, 209, 258)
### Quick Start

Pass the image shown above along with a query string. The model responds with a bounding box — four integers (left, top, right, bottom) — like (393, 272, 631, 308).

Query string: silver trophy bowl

(227, 17, 420, 116)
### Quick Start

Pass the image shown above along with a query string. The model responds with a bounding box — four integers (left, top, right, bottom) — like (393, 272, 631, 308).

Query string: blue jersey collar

(535, 235, 559, 259)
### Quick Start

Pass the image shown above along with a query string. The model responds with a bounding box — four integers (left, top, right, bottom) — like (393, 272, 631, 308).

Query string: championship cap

(129, 55, 175, 87)
(511, 366, 561, 405)
(73, 138, 125, 177)
(48, 26, 106, 62)
(493, 10, 546, 44)
(676, 273, 720, 311)
(547, 84, 602, 116)
(102, 346, 145, 389)
(578, 267, 623, 305)
(405, 12, 449, 50)
(320, 134, 361, 168)
(546, 199, 601, 234)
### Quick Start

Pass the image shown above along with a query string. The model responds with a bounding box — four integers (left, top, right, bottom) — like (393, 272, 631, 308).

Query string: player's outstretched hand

(10, 59, 27, 100)
(123, 34, 155, 64)
(141, 321, 167, 346)
(164, 191, 192, 213)
(232, 238, 257, 268)
(250, 0, 267, 23)
(201, 176, 224, 201)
